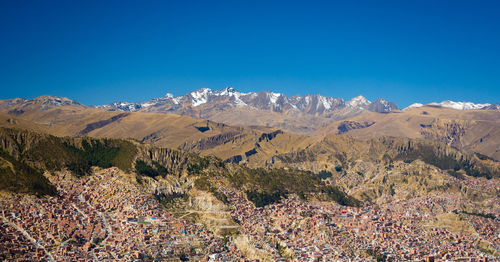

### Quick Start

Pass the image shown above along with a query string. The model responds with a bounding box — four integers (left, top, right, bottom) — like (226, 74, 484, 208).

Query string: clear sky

(1, 0, 499, 107)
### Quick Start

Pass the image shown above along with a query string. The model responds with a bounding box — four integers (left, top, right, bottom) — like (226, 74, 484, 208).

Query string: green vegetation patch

(318, 170, 333, 179)
(321, 186, 361, 207)
(230, 167, 323, 194)
(454, 210, 497, 220)
(0, 149, 56, 196)
(135, 160, 168, 178)
(187, 157, 211, 175)
(63, 139, 137, 176)
(228, 167, 361, 207)
(365, 248, 393, 262)
(246, 190, 285, 207)
(0, 127, 137, 180)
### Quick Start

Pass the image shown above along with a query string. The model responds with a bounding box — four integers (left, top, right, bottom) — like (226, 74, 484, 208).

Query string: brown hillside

(316, 106, 500, 160)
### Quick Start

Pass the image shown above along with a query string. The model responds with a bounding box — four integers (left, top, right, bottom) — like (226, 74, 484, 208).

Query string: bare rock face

(0, 128, 50, 163)
(419, 119, 468, 148)
(137, 146, 192, 174)
(180, 131, 244, 151)
(139, 175, 192, 197)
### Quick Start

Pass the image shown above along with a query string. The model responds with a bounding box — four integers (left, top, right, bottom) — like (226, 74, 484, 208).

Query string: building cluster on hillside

(218, 183, 499, 261)
(0, 168, 246, 261)
(0, 219, 48, 261)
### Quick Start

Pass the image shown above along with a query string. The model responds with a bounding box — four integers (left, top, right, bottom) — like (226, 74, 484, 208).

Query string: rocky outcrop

(258, 130, 283, 142)
(137, 146, 193, 174)
(337, 121, 375, 134)
(180, 131, 245, 151)
(0, 127, 49, 160)
(419, 119, 467, 148)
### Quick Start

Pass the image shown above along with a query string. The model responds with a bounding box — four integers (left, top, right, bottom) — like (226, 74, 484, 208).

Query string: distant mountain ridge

(1, 89, 498, 135)
(2, 90, 498, 113)
(0, 95, 84, 111)
(96, 87, 400, 115)
(405, 100, 500, 110)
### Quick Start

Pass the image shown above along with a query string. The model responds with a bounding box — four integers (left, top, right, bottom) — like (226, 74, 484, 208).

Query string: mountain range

(95, 87, 500, 113)
(96, 87, 399, 114)
(93, 87, 401, 134)
(6, 87, 487, 135)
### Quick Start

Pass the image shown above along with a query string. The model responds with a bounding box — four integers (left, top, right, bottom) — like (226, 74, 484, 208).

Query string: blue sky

(1, 0, 499, 107)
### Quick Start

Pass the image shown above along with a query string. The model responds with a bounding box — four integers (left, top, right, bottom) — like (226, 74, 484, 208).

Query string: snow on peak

(374, 98, 395, 111)
(318, 95, 332, 110)
(404, 103, 424, 110)
(100, 101, 142, 111)
(96, 89, 405, 114)
(348, 95, 370, 107)
(190, 88, 212, 107)
(404, 101, 493, 110)
(213, 87, 249, 106)
(186, 87, 252, 107)
(430, 100, 491, 110)
(306, 94, 334, 110)
(268, 92, 282, 104)
(216, 87, 244, 97)
(219, 87, 236, 95)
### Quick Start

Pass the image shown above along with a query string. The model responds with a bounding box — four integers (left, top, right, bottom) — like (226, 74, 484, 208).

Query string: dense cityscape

(1, 167, 498, 261)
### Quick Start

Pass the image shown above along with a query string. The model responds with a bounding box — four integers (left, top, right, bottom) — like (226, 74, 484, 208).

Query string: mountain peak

(267, 92, 282, 104)
(222, 86, 236, 93)
(215, 87, 241, 96)
(404, 103, 424, 110)
(189, 88, 212, 107)
(434, 100, 491, 110)
(368, 98, 399, 112)
(33, 95, 80, 105)
(347, 95, 370, 108)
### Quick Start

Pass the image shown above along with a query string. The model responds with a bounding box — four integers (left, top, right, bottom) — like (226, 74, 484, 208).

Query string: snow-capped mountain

(97, 87, 398, 115)
(405, 103, 424, 110)
(368, 98, 399, 113)
(481, 104, 500, 110)
(98, 101, 142, 111)
(404, 100, 499, 110)
(347, 95, 371, 108)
